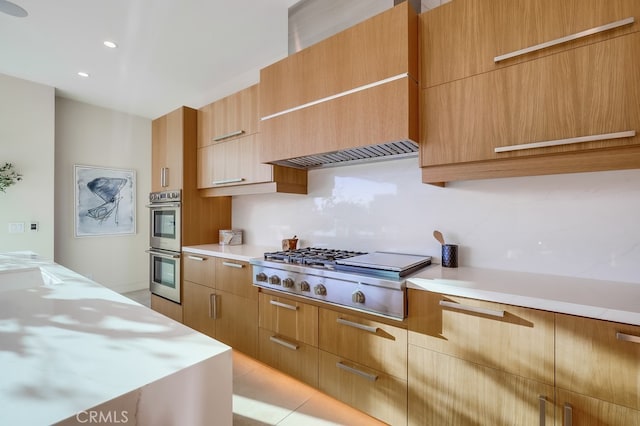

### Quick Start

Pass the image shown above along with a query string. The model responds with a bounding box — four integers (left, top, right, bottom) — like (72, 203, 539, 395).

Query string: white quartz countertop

(408, 264, 640, 326)
(0, 252, 231, 425)
(182, 244, 276, 262)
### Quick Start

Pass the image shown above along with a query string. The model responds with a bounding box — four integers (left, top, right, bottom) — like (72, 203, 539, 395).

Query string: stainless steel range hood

(270, 140, 418, 169)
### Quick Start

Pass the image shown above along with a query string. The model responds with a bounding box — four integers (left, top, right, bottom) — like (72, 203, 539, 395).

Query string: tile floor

(122, 290, 386, 425)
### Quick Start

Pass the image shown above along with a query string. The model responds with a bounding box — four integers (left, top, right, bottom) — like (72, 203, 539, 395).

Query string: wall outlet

(8, 222, 25, 233)
(30, 222, 39, 231)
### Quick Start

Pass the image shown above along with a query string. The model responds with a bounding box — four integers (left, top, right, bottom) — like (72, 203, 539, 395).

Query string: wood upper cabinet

(421, 0, 640, 88)
(556, 313, 640, 418)
(198, 84, 258, 148)
(152, 107, 192, 192)
(421, 32, 640, 184)
(259, 2, 418, 164)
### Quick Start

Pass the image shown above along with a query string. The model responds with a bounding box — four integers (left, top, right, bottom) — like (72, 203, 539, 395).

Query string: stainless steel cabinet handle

(161, 167, 168, 187)
(269, 335, 299, 351)
(187, 255, 206, 261)
(336, 317, 379, 334)
(222, 261, 244, 269)
(213, 129, 245, 141)
(270, 300, 298, 311)
(494, 17, 635, 62)
(336, 362, 378, 382)
(616, 331, 640, 344)
(439, 300, 505, 318)
(564, 403, 573, 426)
(495, 130, 636, 153)
(209, 293, 218, 319)
(212, 177, 245, 185)
(539, 395, 547, 426)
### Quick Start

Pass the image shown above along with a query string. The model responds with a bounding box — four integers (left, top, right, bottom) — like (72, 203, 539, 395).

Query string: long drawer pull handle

(269, 336, 299, 351)
(187, 255, 206, 261)
(222, 261, 244, 269)
(494, 17, 635, 62)
(539, 395, 547, 426)
(212, 177, 245, 185)
(495, 130, 636, 153)
(616, 331, 640, 344)
(270, 300, 298, 311)
(209, 293, 218, 319)
(336, 362, 378, 382)
(261, 73, 409, 121)
(439, 300, 505, 318)
(564, 403, 573, 426)
(337, 318, 379, 334)
(213, 129, 245, 141)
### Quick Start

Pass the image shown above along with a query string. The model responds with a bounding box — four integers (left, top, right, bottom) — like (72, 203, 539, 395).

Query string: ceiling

(0, 0, 438, 120)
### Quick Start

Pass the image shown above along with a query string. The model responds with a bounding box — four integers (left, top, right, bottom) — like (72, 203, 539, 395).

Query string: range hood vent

(270, 140, 418, 169)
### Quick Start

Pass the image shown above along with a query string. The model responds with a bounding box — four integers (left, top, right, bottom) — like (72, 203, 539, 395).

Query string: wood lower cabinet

(257, 293, 318, 386)
(182, 255, 258, 357)
(408, 345, 554, 426)
(556, 313, 640, 422)
(150, 293, 183, 323)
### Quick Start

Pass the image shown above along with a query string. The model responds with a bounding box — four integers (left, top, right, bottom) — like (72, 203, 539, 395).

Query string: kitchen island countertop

(408, 264, 640, 326)
(0, 252, 232, 426)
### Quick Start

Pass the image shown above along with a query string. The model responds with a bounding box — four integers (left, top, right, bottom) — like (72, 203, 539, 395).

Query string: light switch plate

(8, 222, 25, 233)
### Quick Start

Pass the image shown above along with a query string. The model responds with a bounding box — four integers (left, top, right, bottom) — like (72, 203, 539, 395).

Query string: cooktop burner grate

(264, 247, 367, 269)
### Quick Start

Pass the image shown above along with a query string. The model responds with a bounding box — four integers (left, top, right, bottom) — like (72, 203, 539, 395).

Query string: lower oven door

(148, 248, 181, 304)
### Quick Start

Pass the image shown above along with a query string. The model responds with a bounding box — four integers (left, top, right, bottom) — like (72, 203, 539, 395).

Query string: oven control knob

(352, 290, 366, 304)
(314, 284, 327, 296)
(282, 278, 295, 288)
(269, 275, 281, 285)
(256, 272, 268, 282)
(300, 281, 311, 292)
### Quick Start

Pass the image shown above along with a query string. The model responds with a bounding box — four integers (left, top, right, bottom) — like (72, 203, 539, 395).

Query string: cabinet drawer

(556, 313, 640, 410)
(421, 32, 640, 168)
(408, 345, 555, 426)
(182, 253, 215, 288)
(407, 290, 554, 385)
(318, 350, 407, 426)
(318, 308, 407, 380)
(215, 258, 255, 299)
(259, 293, 317, 346)
(258, 327, 318, 387)
(421, 0, 640, 88)
(556, 388, 640, 426)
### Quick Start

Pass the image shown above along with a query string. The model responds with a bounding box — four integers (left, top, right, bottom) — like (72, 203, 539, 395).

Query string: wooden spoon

(433, 230, 445, 245)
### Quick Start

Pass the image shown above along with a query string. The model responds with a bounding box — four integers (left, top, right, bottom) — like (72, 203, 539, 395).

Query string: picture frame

(74, 165, 136, 237)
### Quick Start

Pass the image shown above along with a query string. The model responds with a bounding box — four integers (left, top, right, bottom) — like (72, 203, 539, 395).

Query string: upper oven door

(148, 202, 181, 252)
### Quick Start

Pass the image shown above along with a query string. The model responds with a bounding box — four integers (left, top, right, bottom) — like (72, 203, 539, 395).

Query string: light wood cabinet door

(408, 289, 555, 385)
(556, 389, 640, 426)
(182, 253, 215, 288)
(421, 32, 640, 170)
(318, 350, 407, 426)
(151, 108, 185, 192)
(556, 313, 640, 411)
(257, 327, 318, 387)
(214, 289, 257, 358)
(408, 345, 555, 426)
(259, 293, 318, 346)
(198, 84, 258, 148)
(318, 308, 407, 380)
(197, 134, 273, 189)
(259, 2, 417, 117)
(421, 0, 640, 88)
(182, 280, 216, 338)
(214, 258, 256, 300)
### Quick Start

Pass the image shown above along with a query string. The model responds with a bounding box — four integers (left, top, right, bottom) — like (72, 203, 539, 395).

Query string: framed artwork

(74, 165, 136, 237)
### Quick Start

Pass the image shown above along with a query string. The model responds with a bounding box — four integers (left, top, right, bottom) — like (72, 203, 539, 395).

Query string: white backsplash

(232, 158, 640, 284)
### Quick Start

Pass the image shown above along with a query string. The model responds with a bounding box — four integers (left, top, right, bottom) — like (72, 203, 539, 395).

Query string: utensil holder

(442, 244, 458, 268)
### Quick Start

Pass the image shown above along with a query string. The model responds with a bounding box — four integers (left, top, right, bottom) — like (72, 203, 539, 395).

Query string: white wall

(233, 158, 640, 284)
(0, 74, 55, 259)
(55, 97, 151, 293)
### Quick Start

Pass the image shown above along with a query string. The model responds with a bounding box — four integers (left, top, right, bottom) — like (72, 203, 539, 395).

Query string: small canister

(442, 244, 458, 268)
(219, 229, 243, 245)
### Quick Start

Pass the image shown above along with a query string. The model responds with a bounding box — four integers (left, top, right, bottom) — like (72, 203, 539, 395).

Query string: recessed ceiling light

(77, 72, 90, 78)
(103, 41, 117, 49)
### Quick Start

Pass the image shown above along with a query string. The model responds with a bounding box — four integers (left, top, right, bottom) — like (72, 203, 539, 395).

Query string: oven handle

(145, 202, 181, 208)
(146, 249, 181, 259)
